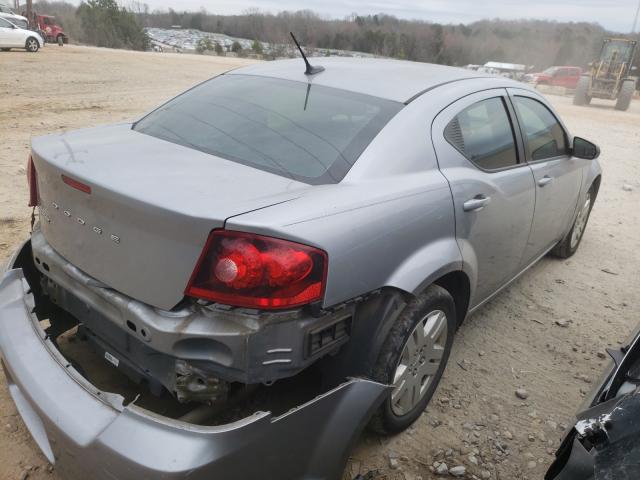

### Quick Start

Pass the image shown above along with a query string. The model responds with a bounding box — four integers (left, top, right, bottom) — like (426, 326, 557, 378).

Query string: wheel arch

(388, 267, 472, 329)
(432, 270, 471, 328)
(590, 174, 602, 198)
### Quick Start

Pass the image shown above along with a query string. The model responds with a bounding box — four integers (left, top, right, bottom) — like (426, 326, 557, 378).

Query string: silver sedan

(0, 57, 601, 479)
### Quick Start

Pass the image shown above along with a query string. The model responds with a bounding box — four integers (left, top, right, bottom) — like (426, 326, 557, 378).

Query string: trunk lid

(32, 123, 306, 310)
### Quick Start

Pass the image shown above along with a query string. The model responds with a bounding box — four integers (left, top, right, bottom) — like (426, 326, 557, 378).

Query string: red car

(533, 66, 582, 88)
(36, 14, 67, 45)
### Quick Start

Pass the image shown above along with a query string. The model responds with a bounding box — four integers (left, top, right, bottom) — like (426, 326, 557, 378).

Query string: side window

(444, 97, 518, 170)
(0, 18, 11, 28)
(513, 96, 568, 161)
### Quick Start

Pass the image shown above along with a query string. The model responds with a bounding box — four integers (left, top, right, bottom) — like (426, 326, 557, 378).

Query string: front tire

(551, 188, 594, 258)
(615, 80, 635, 111)
(573, 76, 591, 105)
(57, 34, 64, 46)
(369, 285, 456, 435)
(25, 37, 39, 53)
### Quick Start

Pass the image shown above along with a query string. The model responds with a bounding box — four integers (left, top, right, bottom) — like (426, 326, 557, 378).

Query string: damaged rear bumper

(0, 263, 389, 479)
(30, 229, 354, 393)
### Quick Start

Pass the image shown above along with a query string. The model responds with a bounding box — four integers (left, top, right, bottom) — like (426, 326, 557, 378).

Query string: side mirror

(632, 66, 638, 71)
(572, 137, 600, 160)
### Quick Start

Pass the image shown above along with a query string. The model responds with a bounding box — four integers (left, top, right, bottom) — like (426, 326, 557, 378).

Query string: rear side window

(444, 97, 518, 170)
(513, 96, 567, 161)
(0, 18, 12, 28)
(134, 74, 402, 184)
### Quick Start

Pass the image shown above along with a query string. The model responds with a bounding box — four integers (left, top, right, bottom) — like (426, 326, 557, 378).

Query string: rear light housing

(27, 155, 38, 207)
(185, 230, 328, 310)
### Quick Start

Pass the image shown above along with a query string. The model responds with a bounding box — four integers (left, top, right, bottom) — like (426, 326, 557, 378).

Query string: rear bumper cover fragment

(0, 261, 389, 479)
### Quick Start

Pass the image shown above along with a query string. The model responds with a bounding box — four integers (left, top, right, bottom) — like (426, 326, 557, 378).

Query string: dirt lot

(1, 45, 639, 480)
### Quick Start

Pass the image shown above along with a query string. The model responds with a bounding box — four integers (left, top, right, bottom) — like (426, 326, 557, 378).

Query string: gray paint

(30, 61, 601, 313)
(32, 124, 307, 310)
(229, 56, 485, 103)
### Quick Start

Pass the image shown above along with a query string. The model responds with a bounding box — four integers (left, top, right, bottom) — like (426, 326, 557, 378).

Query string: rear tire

(25, 37, 39, 53)
(551, 187, 595, 258)
(573, 76, 591, 105)
(615, 80, 635, 111)
(368, 285, 456, 435)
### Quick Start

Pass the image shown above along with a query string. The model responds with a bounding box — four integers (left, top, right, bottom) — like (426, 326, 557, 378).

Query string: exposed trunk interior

(15, 244, 344, 426)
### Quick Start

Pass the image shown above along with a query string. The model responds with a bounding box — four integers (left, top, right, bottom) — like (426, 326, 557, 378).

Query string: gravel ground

(1, 45, 639, 480)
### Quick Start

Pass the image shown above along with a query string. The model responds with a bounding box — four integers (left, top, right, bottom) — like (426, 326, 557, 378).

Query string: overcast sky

(130, 0, 640, 33)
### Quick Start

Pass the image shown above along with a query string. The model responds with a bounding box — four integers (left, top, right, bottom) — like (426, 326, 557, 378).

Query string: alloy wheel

(570, 192, 591, 249)
(391, 309, 448, 416)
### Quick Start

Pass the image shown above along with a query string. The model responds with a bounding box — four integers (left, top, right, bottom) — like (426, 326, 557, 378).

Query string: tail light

(27, 155, 38, 207)
(185, 230, 328, 310)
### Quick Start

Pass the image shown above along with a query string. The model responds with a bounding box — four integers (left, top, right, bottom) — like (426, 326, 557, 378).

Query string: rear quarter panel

(226, 95, 464, 308)
(225, 172, 458, 308)
(228, 77, 538, 309)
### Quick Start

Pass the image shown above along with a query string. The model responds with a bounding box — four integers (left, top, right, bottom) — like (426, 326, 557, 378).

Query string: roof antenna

(290, 32, 325, 75)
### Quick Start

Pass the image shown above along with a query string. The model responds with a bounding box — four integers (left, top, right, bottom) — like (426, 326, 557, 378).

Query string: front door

(432, 89, 536, 308)
(0, 18, 14, 45)
(508, 90, 583, 264)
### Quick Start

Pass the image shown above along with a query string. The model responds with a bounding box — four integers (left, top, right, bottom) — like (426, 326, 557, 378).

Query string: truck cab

(37, 14, 67, 45)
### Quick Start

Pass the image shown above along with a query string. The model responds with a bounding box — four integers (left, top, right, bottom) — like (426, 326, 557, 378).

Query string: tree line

(30, 2, 640, 71)
(32, 0, 148, 50)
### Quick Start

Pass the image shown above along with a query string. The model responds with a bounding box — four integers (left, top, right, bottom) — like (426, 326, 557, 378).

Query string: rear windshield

(133, 74, 402, 184)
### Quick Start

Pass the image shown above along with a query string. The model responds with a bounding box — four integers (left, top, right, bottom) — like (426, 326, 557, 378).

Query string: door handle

(463, 195, 491, 212)
(538, 176, 553, 187)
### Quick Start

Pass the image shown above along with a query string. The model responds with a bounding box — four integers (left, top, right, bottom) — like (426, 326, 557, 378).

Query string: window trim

(507, 93, 570, 165)
(442, 95, 525, 174)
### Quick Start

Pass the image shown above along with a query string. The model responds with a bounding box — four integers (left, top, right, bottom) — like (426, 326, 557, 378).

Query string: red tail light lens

(61, 174, 92, 194)
(27, 155, 38, 207)
(185, 230, 328, 309)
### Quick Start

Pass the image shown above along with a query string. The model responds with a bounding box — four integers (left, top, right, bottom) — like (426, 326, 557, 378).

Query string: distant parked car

(533, 66, 583, 89)
(0, 2, 28, 29)
(0, 17, 43, 52)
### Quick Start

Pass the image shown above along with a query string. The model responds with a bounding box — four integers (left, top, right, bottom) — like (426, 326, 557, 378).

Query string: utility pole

(633, 0, 640, 34)
(26, 0, 32, 26)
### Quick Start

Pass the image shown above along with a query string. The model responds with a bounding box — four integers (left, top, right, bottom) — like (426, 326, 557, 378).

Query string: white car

(0, 17, 42, 52)
(0, 3, 28, 28)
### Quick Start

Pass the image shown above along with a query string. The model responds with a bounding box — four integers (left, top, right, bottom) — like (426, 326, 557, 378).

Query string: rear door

(508, 89, 583, 264)
(432, 89, 536, 307)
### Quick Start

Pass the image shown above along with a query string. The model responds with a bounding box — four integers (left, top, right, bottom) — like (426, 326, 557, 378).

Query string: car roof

(229, 57, 490, 104)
